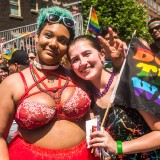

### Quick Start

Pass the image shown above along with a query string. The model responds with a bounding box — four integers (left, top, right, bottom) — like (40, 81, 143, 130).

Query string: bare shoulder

(0, 67, 30, 103)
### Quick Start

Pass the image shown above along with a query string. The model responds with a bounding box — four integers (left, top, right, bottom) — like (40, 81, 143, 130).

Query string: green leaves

(82, 0, 152, 43)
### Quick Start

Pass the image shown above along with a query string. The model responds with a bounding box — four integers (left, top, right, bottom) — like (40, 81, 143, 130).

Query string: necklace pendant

(48, 79, 54, 84)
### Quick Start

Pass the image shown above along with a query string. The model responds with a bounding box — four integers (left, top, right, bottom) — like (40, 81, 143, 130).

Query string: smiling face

(35, 23, 70, 66)
(0, 68, 8, 83)
(68, 39, 105, 81)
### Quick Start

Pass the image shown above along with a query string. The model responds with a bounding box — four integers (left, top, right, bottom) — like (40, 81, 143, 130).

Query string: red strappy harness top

(15, 65, 91, 129)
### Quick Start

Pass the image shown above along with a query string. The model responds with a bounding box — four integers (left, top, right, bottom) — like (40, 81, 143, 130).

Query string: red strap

(19, 72, 28, 92)
(18, 65, 76, 107)
(56, 103, 62, 116)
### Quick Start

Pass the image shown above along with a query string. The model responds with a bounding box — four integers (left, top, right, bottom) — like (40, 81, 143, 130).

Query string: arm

(89, 110, 160, 155)
(0, 76, 16, 159)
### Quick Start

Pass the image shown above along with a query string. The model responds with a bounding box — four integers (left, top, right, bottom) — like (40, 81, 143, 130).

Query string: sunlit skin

(69, 41, 105, 82)
(0, 23, 88, 159)
(68, 38, 160, 156)
(18, 24, 87, 148)
(28, 53, 36, 64)
(69, 39, 119, 106)
(0, 69, 8, 83)
(35, 23, 70, 66)
(8, 63, 17, 74)
(104, 28, 118, 46)
(149, 24, 160, 41)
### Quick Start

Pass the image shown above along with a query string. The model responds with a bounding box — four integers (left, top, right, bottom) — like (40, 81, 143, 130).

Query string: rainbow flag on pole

(86, 6, 100, 36)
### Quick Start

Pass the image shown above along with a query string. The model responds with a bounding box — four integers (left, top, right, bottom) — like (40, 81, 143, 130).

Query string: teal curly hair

(37, 6, 75, 41)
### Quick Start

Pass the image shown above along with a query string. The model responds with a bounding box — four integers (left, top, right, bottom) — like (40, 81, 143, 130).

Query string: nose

(0, 72, 6, 76)
(79, 56, 87, 66)
(49, 38, 58, 48)
(153, 27, 160, 33)
(153, 28, 157, 33)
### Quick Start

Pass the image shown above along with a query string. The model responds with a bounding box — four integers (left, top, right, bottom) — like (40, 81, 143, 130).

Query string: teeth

(81, 68, 90, 73)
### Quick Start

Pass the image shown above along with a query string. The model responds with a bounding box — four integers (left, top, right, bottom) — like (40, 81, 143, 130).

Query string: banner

(86, 7, 100, 36)
(113, 37, 160, 117)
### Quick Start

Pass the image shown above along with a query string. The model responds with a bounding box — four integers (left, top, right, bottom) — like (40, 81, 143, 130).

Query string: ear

(35, 34, 39, 43)
(14, 63, 19, 72)
(99, 49, 106, 62)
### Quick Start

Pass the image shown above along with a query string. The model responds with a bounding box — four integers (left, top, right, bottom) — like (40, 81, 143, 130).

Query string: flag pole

(110, 30, 136, 104)
(101, 30, 137, 127)
(85, 6, 93, 35)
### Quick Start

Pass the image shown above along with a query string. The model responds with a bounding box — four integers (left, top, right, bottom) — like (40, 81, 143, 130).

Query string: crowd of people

(0, 5, 160, 160)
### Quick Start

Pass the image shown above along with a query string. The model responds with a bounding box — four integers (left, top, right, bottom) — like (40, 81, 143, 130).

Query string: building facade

(137, 0, 160, 21)
(0, 0, 82, 31)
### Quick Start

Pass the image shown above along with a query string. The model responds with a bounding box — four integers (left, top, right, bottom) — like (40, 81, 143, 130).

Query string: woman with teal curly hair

(37, 6, 75, 41)
(0, 6, 98, 160)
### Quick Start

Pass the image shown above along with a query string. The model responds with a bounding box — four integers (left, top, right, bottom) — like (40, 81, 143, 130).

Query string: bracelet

(116, 141, 123, 155)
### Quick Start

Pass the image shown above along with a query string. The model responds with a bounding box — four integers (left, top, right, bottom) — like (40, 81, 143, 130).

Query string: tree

(82, 0, 152, 43)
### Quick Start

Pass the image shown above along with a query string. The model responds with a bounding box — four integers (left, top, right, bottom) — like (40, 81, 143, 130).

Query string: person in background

(148, 17, 160, 54)
(100, 26, 118, 41)
(68, 35, 160, 159)
(28, 51, 36, 64)
(4, 49, 29, 143)
(0, 6, 99, 160)
(0, 54, 4, 63)
(100, 26, 127, 50)
(99, 26, 127, 71)
(0, 63, 9, 83)
(7, 49, 29, 74)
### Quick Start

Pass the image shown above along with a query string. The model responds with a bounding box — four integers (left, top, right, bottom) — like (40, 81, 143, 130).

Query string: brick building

(136, 0, 160, 21)
(0, 0, 82, 31)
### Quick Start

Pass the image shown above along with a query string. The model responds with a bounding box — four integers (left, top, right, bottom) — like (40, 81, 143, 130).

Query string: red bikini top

(15, 66, 91, 129)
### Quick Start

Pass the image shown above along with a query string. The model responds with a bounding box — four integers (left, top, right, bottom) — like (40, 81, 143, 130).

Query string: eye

(70, 57, 79, 64)
(58, 38, 69, 45)
(45, 33, 52, 39)
(84, 52, 91, 57)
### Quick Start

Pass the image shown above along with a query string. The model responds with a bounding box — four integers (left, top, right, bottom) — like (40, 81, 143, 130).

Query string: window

(143, 0, 147, 6)
(153, 0, 156, 10)
(30, 0, 38, 11)
(149, 15, 153, 21)
(9, 0, 21, 16)
(148, 0, 153, 8)
(158, 3, 160, 15)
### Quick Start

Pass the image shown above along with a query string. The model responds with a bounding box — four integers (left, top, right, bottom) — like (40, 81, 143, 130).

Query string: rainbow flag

(87, 7, 100, 36)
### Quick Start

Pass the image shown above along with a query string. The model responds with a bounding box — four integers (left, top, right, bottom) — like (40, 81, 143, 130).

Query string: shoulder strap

(19, 71, 28, 92)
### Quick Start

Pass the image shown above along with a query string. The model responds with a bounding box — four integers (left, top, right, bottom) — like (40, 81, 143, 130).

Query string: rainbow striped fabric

(88, 7, 100, 36)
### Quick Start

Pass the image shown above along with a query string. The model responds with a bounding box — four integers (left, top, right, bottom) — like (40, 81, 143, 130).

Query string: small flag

(113, 37, 160, 118)
(86, 7, 100, 36)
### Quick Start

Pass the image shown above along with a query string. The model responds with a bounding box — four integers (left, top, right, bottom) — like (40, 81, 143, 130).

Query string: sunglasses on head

(45, 14, 76, 28)
(149, 25, 160, 34)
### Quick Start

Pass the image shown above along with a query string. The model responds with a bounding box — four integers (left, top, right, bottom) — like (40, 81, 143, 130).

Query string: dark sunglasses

(46, 14, 76, 28)
(149, 25, 160, 34)
(29, 56, 35, 60)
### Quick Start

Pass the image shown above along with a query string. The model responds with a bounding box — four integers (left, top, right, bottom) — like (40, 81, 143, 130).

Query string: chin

(154, 36, 160, 41)
(82, 74, 95, 81)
